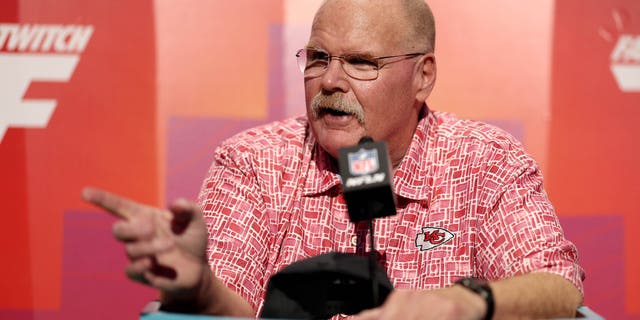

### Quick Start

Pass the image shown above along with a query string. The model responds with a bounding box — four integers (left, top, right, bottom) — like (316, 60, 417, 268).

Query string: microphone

(338, 136, 397, 309)
(338, 136, 397, 222)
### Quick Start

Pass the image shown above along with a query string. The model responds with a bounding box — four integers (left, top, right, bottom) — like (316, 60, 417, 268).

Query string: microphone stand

(368, 219, 378, 307)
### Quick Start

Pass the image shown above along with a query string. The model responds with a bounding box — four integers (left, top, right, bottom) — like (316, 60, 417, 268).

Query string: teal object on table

(139, 303, 605, 319)
(140, 312, 294, 320)
(141, 312, 246, 320)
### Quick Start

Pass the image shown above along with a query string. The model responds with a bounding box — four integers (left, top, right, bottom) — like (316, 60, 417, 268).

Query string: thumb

(168, 199, 200, 235)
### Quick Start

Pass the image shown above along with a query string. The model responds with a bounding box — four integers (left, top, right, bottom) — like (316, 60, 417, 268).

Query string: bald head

(400, 0, 436, 52)
(313, 0, 435, 53)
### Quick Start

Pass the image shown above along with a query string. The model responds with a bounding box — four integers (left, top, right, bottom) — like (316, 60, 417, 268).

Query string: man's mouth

(310, 93, 365, 124)
(318, 106, 355, 118)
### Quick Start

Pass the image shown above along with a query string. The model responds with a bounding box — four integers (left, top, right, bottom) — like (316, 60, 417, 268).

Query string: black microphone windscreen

(338, 138, 396, 222)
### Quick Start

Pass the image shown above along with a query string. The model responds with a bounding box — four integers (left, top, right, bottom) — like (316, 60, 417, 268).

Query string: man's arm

(355, 272, 581, 320)
(475, 156, 584, 318)
(490, 272, 582, 319)
(197, 140, 274, 313)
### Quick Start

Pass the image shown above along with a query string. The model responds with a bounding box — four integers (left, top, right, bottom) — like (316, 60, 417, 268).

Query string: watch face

(458, 277, 486, 289)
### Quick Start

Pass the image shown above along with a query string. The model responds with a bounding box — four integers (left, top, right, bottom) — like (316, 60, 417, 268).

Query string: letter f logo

(0, 53, 79, 143)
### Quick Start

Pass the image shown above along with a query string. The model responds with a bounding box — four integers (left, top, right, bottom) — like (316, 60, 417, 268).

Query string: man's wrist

(455, 277, 494, 320)
(159, 265, 215, 314)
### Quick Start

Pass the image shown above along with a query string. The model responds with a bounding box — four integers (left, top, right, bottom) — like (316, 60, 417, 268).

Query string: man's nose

(320, 58, 349, 93)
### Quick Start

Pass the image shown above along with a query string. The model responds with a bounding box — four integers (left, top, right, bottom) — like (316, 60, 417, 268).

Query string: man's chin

(314, 132, 363, 159)
(311, 115, 366, 149)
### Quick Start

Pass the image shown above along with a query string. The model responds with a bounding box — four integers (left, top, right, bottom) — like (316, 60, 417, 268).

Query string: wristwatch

(455, 277, 494, 320)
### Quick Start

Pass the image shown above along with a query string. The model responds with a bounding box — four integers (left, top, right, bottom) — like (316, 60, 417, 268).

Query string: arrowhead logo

(415, 227, 455, 251)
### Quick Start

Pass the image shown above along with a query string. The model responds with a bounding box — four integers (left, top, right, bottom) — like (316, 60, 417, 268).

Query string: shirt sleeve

(476, 156, 585, 295)
(196, 142, 271, 313)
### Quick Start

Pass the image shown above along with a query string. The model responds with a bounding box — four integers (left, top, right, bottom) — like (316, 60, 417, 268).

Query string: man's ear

(415, 53, 437, 103)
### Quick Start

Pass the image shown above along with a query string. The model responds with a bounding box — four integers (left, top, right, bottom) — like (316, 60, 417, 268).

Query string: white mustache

(310, 93, 365, 124)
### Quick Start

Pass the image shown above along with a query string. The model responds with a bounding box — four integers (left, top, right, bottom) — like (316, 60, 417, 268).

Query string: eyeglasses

(295, 47, 426, 81)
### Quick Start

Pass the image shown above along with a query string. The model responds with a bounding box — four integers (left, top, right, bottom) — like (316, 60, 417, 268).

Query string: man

(83, 0, 585, 319)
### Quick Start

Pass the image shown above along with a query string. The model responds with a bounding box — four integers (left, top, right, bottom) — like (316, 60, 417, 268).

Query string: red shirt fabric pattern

(197, 108, 585, 314)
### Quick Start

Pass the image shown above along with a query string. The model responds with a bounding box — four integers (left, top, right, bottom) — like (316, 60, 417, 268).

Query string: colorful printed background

(1, 0, 638, 319)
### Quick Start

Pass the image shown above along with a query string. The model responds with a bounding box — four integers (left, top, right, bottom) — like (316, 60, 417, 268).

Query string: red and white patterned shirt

(197, 108, 585, 315)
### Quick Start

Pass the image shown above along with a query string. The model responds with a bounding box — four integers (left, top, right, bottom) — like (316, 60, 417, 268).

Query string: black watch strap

(455, 277, 494, 320)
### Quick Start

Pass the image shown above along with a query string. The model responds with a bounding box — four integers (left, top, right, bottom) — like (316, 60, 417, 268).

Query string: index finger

(82, 186, 141, 220)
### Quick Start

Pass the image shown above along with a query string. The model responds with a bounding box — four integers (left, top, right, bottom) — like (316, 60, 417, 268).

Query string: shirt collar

(302, 128, 342, 196)
(392, 106, 436, 201)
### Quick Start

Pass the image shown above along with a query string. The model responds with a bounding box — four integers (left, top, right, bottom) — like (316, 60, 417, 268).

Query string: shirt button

(351, 235, 358, 246)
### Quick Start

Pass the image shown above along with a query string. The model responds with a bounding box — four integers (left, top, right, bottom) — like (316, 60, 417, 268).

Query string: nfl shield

(348, 148, 379, 175)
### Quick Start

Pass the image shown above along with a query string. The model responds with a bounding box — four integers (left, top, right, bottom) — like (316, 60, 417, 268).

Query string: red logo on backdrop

(415, 227, 455, 251)
(0, 24, 94, 143)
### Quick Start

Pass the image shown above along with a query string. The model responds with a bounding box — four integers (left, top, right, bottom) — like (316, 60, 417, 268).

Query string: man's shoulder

(424, 110, 537, 169)
(217, 115, 310, 156)
(430, 110, 524, 152)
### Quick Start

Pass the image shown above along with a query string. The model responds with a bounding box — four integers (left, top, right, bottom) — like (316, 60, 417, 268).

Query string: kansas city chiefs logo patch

(415, 227, 454, 251)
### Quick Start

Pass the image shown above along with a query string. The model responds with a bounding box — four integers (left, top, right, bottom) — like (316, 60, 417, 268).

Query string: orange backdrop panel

(427, 0, 554, 167)
(155, 0, 284, 119)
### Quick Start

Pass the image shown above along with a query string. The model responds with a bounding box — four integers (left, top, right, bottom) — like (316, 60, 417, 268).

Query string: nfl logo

(348, 148, 379, 176)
